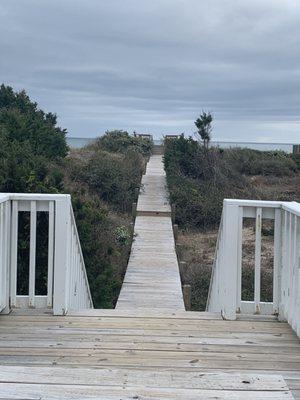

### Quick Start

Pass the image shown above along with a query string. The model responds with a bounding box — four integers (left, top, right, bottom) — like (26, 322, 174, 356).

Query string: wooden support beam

(183, 284, 191, 310)
(132, 203, 137, 219)
(179, 261, 187, 274)
(173, 224, 178, 241)
(171, 204, 176, 223)
(176, 243, 183, 260)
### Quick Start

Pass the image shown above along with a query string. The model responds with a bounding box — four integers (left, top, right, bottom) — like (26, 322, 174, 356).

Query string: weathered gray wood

(183, 284, 191, 311)
(117, 155, 184, 311)
(0, 383, 294, 399)
(0, 312, 298, 398)
(0, 366, 290, 391)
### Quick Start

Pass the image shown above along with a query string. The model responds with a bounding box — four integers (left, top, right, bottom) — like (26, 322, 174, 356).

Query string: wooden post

(220, 200, 240, 320)
(53, 196, 71, 315)
(179, 261, 187, 274)
(171, 204, 176, 223)
(183, 284, 191, 311)
(176, 243, 183, 260)
(293, 144, 300, 154)
(135, 187, 140, 199)
(173, 224, 178, 241)
(132, 202, 137, 219)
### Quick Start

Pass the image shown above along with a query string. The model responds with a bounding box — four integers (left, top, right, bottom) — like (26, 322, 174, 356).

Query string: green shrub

(164, 137, 298, 229)
(88, 130, 153, 157)
(226, 148, 297, 177)
(291, 153, 300, 170)
(0, 85, 147, 309)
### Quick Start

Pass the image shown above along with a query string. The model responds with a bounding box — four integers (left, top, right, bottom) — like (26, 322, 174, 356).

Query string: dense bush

(0, 85, 67, 193)
(63, 132, 150, 306)
(64, 136, 149, 307)
(0, 85, 149, 308)
(164, 136, 297, 229)
(225, 148, 297, 177)
(89, 130, 153, 157)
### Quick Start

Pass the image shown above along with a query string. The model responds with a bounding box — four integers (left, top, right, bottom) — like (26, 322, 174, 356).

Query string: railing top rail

(224, 199, 285, 208)
(70, 207, 93, 308)
(224, 199, 300, 216)
(7, 193, 71, 201)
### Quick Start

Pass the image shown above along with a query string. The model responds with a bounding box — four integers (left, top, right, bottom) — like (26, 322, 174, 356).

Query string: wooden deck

(0, 310, 299, 398)
(116, 154, 185, 311)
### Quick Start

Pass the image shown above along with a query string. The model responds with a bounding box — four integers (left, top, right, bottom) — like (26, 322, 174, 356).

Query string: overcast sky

(1, 0, 300, 141)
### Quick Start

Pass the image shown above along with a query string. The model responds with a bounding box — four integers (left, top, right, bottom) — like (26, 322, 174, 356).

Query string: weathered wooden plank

(0, 366, 289, 391)
(0, 383, 294, 400)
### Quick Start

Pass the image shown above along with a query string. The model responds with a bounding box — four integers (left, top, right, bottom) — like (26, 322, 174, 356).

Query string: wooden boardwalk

(116, 154, 185, 311)
(0, 152, 299, 399)
(0, 310, 299, 398)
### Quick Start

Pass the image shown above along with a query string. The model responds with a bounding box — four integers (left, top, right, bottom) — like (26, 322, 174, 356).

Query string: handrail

(206, 209, 223, 311)
(207, 199, 300, 338)
(69, 206, 93, 310)
(0, 193, 93, 315)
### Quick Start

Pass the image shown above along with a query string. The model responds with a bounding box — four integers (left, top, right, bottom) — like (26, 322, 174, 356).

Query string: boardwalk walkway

(0, 151, 299, 399)
(116, 154, 185, 311)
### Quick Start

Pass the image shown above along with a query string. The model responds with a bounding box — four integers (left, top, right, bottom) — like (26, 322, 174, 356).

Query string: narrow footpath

(116, 153, 185, 311)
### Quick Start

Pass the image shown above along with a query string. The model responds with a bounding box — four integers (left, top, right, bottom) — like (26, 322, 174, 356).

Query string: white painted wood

(236, 206, 243, 313)
(254, 207, 262, 314)
(53, 196, 71, 315)
(273, 208, 282, 314)
(47, 201, 54, 308)
(10, 200, 18, 308)
(0, 201, 11, 314)
(207, 200, 240, 320)
(207, 198, 300, 338)
(28, 201, 37, 308)
(0, 193, 92, 314)
(0, 203, 4, 312)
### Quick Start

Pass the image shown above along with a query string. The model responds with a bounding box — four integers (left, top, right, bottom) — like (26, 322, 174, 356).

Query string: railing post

(221, 200, 240, 320)
(53, 196, 71, 315)
(2, 201, 11, 314)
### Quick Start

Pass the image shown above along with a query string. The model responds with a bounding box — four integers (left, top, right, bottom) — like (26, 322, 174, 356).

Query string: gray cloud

(1, 0, 300, 141)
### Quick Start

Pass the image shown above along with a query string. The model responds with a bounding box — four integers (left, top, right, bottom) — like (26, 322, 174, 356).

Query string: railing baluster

(236, 206, 243, 313)
(273, 208, 282, 314)
(287, 212, 292, 312)
(0, 204, 4, 310)
(291, 215, 298, 327)
(3, 201, 11, 313)
(29, 201, 37, 308)
(296, 216, 300, 336)
(47, 201, 55, 308)
(10, 201, 18, 308)
(254, 207, 262, 314)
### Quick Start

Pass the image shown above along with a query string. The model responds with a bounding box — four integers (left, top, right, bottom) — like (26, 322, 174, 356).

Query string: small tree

(194, 111, 213, 148)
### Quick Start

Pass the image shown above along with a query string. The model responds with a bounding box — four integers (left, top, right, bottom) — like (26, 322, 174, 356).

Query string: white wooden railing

(207, 199, 300, 338)
(0, 193, 93, 315)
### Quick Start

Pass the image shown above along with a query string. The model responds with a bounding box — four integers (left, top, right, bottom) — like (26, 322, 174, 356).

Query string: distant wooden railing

(0, 193, 93, 315)
(207, 199, 300, 337)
